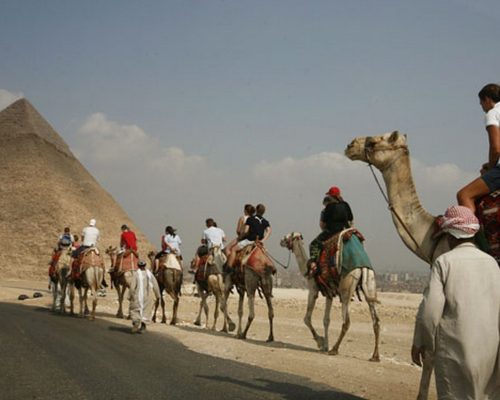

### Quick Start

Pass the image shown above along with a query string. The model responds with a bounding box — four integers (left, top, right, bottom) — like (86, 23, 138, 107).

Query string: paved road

(0, 302, 363, 400)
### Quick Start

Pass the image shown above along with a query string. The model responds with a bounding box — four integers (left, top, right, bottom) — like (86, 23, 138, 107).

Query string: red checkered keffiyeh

(440, 205, 480, 239)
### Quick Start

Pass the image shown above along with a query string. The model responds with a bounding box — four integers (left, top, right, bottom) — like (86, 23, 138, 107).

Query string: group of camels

(50, 131, 498, 400)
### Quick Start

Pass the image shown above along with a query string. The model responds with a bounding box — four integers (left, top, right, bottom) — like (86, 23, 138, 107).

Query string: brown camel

(229, 243, 276, 342)
(147, 251, 182, 325)
(105, 246, 137, 318)
(280, 232, 380, 361)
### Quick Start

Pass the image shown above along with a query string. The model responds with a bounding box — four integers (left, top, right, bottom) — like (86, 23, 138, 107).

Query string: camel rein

(263, 247, 291, 269)
(364, 143, 430, 263)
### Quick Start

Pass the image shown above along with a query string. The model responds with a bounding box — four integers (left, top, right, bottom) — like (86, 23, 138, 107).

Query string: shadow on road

(197, 375, 364, 400)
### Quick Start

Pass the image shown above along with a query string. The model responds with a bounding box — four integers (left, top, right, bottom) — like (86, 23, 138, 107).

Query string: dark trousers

(309, 231, 334, 262)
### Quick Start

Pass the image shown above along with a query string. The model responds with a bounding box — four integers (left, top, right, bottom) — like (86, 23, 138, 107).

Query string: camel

(147, 251, 182, 325)
(344, 131, 500, 399)
(189, 247, 231, 331)
(229, 243, 276, 342)
(105, 246, 137, 318)
(51, 246, 75, 315)
(76, 247, 105, 321)
(280, 232, 380, 361)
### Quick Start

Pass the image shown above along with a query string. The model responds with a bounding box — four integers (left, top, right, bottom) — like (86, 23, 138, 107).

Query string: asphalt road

(0, 302, 363, 400)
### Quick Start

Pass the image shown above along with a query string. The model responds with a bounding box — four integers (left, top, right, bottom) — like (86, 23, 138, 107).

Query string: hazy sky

(1, 1, 499, 272)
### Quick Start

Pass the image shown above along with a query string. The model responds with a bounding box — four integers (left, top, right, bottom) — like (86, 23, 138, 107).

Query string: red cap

(325, 186, 341, 197)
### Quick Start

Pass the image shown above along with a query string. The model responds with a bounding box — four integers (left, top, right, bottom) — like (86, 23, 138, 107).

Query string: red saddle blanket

(476, 190, 500, 264)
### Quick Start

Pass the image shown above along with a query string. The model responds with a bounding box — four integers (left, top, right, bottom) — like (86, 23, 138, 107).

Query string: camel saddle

(476, 190, 500, 265)
(112, 250, 138, 275)
(72, 247, 104, 282)
(238, 243, 276, 276)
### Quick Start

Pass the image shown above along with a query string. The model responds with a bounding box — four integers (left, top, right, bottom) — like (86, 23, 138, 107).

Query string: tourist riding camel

(71, 219, 103, 286)
(120, 224, 138, 255)
(457, 83, 500, 213)
(225, 204, 255, 261)
(154, 225, 182, 271)
(57, 226, 73, 250)
(202, 218, 227, 250)
(308, 186, 354, 276)
(227, 204, 271, 269)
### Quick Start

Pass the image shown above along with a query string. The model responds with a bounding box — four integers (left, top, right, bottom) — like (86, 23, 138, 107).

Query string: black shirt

(245, 215, 270, 241)
(321, 201, 353, 234)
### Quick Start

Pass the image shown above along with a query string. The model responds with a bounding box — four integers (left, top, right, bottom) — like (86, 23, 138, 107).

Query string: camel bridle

(363, 137, 431, 264)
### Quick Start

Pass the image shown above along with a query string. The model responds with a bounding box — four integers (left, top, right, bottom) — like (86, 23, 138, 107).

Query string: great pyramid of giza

(0, 99, 153, 279)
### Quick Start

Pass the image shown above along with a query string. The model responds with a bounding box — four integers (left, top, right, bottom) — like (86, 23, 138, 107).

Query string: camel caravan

(47, 133, 499, 393)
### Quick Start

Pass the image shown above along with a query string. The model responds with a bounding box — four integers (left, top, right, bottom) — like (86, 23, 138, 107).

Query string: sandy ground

(0, 280, 436, 400)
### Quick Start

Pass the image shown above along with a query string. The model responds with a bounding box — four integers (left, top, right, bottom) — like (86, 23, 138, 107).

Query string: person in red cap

(308, 186, 354, 273)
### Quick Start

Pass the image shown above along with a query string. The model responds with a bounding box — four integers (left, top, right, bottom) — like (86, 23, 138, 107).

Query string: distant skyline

(1, 1, 499, 272)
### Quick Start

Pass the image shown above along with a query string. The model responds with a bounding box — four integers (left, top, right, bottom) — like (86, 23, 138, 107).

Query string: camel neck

(381, 152, 438, 263)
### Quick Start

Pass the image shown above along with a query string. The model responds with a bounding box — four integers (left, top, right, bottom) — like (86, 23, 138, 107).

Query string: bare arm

(487, 125, 500, 169)
(262, 226, 272, 242)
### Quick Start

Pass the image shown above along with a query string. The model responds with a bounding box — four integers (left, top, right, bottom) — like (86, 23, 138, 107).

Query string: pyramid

(0, 99, 153, 279)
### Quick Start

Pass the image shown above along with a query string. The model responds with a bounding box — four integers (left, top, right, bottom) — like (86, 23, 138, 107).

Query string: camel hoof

(237, 333, 246, 340)
(170, 319, 176, 326)
(369, 356, 380, 362)
(266, 337, 274, 343)
(116, 313, 124, 319)
(161, 319, 167, 324)
(228, 322, 236, 332)
(220, 327, 228, 333)
(328, 348, 339, 356)
(194, 320, 201, 326)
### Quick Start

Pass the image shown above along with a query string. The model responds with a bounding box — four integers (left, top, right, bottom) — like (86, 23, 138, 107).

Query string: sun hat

(89, 219, 96, 227)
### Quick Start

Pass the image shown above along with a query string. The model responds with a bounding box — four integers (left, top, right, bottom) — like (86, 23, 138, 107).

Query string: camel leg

(59, 279, 67, 314)
(304, 282, 325, 351)
(116, 284, 125, 318)
(52, 279, 58, 312)
(236, 290, 245, 338)
(68, 283, 75, 315)
(241, 273, 257, 340)
(171, 295, 179, 326)
(194, 291, 208, 327)
(322, 296, 333, 352)
(329, 272, 359, 355)
(368, 301, 381, 361)
(212, 292, 220, 331)
(221, 276, 236, 333)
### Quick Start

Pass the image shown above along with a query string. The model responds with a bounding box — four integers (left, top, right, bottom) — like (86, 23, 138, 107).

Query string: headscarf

(440, 205, 480, 239)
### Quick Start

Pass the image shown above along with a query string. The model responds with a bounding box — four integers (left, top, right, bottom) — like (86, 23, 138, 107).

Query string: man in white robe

(412, 205, 500, 399)
(129, 260, 160, 334)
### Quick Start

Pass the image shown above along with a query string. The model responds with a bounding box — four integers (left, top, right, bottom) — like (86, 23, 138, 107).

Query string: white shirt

(485, 102, 500, 127)
(82, 226, 100, 247)
(202, 226, 226, 249)
(413, 243, 500, 400)
(164, 234, 182, 255)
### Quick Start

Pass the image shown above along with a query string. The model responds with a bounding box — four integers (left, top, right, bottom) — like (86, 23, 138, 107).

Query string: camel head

(345, 131, 409, 171)
(280, 232, 303, 250)
(105, 246, 117, 256)
(147, 250, 156, 260)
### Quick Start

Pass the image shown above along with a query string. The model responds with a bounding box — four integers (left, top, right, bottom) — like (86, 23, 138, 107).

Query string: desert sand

(0, 280, 435, 400)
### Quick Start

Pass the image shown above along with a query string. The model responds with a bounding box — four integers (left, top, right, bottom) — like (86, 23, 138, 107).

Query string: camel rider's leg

(308, 231, 332, 275)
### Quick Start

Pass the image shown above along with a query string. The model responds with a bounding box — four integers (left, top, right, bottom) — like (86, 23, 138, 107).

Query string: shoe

(131, 324, 141, 334)
(140, 322, 146, 332)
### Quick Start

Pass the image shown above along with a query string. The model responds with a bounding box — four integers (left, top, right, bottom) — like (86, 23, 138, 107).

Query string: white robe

(413, 243, 500, 399)
(129, 269, 160, 326)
